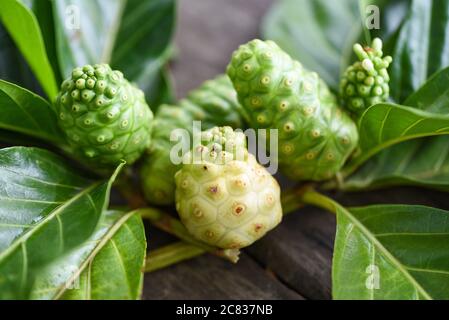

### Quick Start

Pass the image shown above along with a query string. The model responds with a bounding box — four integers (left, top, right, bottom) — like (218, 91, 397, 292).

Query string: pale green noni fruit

(56, 64, 153, 167)
(175, 127, 282, 249)
(141, 75, 244, 205)
(226, 39, 358, 181)
(340, 38, 392, 115)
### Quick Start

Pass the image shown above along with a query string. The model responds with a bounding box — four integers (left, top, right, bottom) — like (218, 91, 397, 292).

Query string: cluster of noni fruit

(55, 38, 391, 249)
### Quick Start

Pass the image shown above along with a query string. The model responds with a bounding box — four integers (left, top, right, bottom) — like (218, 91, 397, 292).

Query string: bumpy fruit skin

(141, 75, 244, 205)
(175, 127, 282, 249)
(226, 39, 358, 181)
(340, 38, 392, 115)
(55, 64, 153, 167)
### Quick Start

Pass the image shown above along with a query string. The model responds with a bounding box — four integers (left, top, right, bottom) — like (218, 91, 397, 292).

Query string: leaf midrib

(53, 210, 136, 300)
(338, 206, 433, 300)
(0, 181, 100, 262)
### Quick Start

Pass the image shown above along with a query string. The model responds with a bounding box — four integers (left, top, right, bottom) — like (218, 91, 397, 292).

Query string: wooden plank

(247, 206, 335, 300)
(171, 0, 274, 99)
(143, 253, 304, 300)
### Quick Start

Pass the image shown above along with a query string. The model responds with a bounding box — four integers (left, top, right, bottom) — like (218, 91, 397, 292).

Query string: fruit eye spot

(279, 101, 288, 110)
(122, 94, 128, 101)
(193, 208, 203, 218)
(261, 76, 270, 85)
(266, 194, 274, 206)
(306, 152, 315, 160)
(341, 136, 350, 145)
(254, 223, 263, 232)
(84, 119, 92, 125)
(110, 143, 119, 150)
(284, 78, 293, 87)
(326, 153, 335, 160)
(284, 122, 294, 132)
(205, 231, 214, 238)
(209, 186, 218, 194)
(304, 106, 315, 116)
(263, 52, 273, 58)
(303, 81, 313, 92)
(121, 120, 129, 127)
(243, 64, 251, 72)
(282, 144, 294, 155)
(311, 129, 320, 138)
(251, 97, 261, 106)
(59, 113, 65, 120)
(233, 204, 246, 216)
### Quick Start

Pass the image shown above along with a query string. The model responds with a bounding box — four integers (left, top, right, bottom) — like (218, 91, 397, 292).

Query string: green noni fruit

(140, 75, 244, 205)
(56, 64, 153, 167)
(226, 39, 358, 181)
(175, 127, 282, 249)
(340, 38, 392, 115)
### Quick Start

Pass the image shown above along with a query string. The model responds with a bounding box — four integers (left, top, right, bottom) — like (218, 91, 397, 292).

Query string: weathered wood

(171, 0, 274, 99)
(143, 253, 304, 300)
(247, 207, 335, 300)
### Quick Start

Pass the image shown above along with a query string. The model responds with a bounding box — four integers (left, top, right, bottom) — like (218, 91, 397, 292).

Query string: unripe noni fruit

(141, 75, 244, 205)
(226, 39, 358, 181)
(56, 64, 153, 167)
(340, 38, 392, 115)
(175, 127, 282, 249)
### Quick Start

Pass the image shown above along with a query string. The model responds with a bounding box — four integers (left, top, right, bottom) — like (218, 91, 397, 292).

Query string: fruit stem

(138, 207, 241, 263)
(299, 188, 339, 215)
(144, 242, 205, 273)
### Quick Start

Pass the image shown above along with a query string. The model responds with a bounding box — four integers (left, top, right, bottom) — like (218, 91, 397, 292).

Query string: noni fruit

(141, 75, 244, 205)
(226, 39, 358, 181)
(56, 64, 153, 167)
(175, 127, 282, 249)
(340, 38, 392, 115)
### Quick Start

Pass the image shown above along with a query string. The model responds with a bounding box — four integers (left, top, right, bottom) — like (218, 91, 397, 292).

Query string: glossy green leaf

(333, 204, 449, 299)
(0, 24, 43, 96)
(30, 210, 146, 300)
(53, 0, 124, 77)
(110, 0, 175, 105)
(29, 0, 61, 85)
(0, 0, 58, 100)
(0, 147, 123, 299)
(261, 0, 360, 90)
(0, 80, 66, 146)
(344, 103, 449, 174)
(343, 68, 449, 190)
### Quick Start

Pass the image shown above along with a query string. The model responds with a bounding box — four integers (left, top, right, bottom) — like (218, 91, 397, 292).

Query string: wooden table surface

(142, 0, 449, 300)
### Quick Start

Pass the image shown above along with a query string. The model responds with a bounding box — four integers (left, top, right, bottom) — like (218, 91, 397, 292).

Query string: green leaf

(261, 0, 360, 90)
(343, 68, 449, 191)
(387, 0, 430, 102)
(333, 204, 449, 299)
(53, 0, 125, 77)
(30, 210, 146, 300)
(344, 103, 449, 175)
(0, 80, 66, 146)
(110, 0, 175, 102)
(0, 0, 58, 100)
(0, 24, 43, 95)
(30, 0, 62, 85)
(0, 147, 124, 299)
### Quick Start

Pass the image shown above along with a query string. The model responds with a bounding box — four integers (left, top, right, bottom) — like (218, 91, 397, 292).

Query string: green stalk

(299, 189, 339, 215)
(138, 207, 241, 263)
(144, 242, 205, 272)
